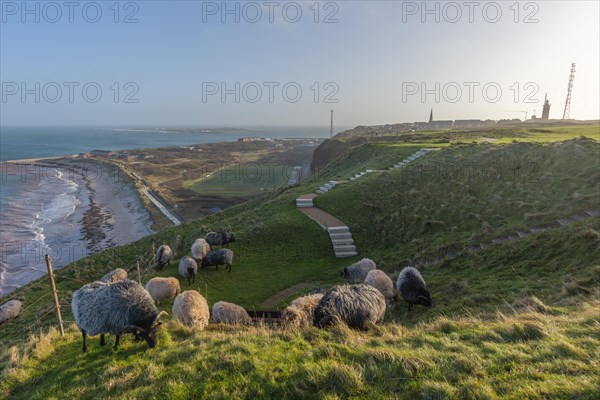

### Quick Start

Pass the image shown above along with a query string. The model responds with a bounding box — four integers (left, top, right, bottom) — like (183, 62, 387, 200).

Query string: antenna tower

(562, 63, 576, 119)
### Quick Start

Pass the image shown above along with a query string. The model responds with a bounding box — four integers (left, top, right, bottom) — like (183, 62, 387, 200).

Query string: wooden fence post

(44, 255, 65, 337)
(136, 260, 142, 285)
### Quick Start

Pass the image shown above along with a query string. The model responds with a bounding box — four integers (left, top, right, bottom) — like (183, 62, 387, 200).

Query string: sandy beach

(0, 158, 153, 297)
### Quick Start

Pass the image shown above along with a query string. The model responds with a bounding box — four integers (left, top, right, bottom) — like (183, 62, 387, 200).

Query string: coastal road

(142, 188, 182, 226)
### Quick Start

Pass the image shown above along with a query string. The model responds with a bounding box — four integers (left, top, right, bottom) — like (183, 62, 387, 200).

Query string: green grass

(1, 124, 599, 399)
(184, 163, 293, 197)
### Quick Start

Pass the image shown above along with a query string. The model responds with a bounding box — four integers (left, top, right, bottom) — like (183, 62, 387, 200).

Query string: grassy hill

(1, 125, 599, 399)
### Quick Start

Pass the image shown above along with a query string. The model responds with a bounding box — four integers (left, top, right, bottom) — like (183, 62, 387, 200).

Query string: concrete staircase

(327, 226, 358, 258)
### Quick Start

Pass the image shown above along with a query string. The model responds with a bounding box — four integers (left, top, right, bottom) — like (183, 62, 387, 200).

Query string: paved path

(259, 281, 316, 308)
(299, 207, 346, 229)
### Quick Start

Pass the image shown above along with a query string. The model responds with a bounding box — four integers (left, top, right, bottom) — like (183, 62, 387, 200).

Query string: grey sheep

(0, 300, 22, 324)
(71, 279, 167, 352)
(340, 258, 376, 283)
(99, 268, 128, 283)
(397, 267, 432, 311)
(364, 270, 397, 303)
(211, 301, 251, 325)
(202, 249, 234, 273)
(156, 245, 173, 270)
(145, 277, 181, 303)
(205, 231, 235, 248)
(313, 284, 386, 330)
(191, 238, 210, 262)
(282, 293, 324, 328)
(179, 256, 198, 286)
(172, 290, 210, 330)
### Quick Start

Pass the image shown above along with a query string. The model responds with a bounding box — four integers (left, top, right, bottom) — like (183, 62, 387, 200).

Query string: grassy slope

(1, 125, 599, 399)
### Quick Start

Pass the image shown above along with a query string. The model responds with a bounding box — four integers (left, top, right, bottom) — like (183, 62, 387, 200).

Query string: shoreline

(0, 158, 154, 297)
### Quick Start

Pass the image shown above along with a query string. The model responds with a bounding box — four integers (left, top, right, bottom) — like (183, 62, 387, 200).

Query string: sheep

(205, 231, 235, 248)
(364, 270, 397, 303)
(211, 301, 251, 325)
(396, 267, 432, 311)
(156, 245, 173, 270)
(191, 238, 210, 262)
(340, 258, 376, 284)
(202, 249, 234, 273)
(145, 277, 181, 303)
(71, 279, 167, 352)
(99, 268, 128, 283)
(172, 290, 210, 330)
(0, 300, 22, 324)
(313, 284, 386, 330)
(179, 256, 198, 286)
(282, 293, 324, 328)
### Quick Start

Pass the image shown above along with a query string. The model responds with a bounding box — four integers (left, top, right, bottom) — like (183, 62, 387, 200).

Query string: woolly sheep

(364, 270, 397, 303)
(99, 268, 128, 283)
(396, 267, 432, 311)
(282, 293, 324, 328)
(191, 238, 210, 262)
(145, 277, 181, 303)
(71, 279, 167, 352)
(179, 256, 198, 286)
(205, 231, 235, 248)
(340, 258, 376, 284)
(172, 290, 210, 330)
(211, 301, 251, 325)
(313, 284, 386, 330)
(156, 245, 173, 270)
(0, 300, 22, 324)
(202, 249, 234, 273)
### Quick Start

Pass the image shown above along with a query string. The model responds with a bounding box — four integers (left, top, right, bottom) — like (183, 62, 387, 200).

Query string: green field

(1, 125, 599, 399)
(184, 163, 294, 197)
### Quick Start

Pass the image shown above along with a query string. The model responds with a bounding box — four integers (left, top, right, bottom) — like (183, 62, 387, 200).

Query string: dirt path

(259, 281, 316, 308)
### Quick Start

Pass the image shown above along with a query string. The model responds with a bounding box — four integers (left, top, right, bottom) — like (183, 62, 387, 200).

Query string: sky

(0, 0, 599, 128)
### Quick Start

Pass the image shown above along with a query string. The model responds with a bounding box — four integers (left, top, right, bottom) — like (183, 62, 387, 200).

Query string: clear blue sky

(1, 1, 598, 127)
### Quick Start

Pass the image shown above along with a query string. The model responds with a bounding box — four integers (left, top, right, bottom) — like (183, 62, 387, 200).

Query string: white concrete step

(329, 232, 352, 240)
(323, 183, 332, 189)
(319, 187, 329, 192)
(334, 244, 356, 252)
(315, 190, 324, 194)
(296, 204, 313, 208)
(328, 226, 349, 234)
(332, 238, 354, 246)
(335, 251, 358, 258)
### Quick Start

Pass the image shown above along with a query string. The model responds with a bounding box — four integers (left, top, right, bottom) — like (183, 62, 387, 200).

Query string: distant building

(90, 150, 116, 157)
(541, 94, 551, 120)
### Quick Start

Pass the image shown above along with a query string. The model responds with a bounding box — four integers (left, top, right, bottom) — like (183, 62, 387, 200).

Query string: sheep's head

(127, 311, 167, 349)
(227, 233, 236, 243)
(416, 289, 432, 308)
(340, 268, 348, 278)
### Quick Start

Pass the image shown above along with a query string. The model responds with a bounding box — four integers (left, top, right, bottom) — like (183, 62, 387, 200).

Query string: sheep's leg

(114, 335, 120, 350)
(227, 264, 231, 273)
(100, 334, 106, 346)
(216, 265, 219, 271)
(188, 276, 191, 286)
(407, 302, 412, 311)
(82, 329, 87, 353)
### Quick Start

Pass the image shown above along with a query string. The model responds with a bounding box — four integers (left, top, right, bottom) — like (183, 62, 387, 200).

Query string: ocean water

(0, 125, 338, 297)
(0, 126, 336, 161)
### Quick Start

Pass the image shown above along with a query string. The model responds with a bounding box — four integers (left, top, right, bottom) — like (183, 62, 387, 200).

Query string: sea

(0, 125, 337, 297)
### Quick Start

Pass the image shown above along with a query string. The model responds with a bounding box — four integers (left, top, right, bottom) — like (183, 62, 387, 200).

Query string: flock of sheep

(68, 227, 432, 353)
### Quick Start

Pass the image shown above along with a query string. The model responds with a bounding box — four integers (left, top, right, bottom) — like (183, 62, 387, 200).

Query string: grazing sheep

(191, 238, 210, 262)
(205, 231, 235, 248)
(314, 284, 386, 330)
(211, 301, 251, 325)
(397, 267, 432, 311)
(340, 258, 376, 284)
(172, 291, 210, 330)
(156, 245, 173, 270)
(145, 277, 181, 303)
(202, 249, 234, 273)
(364, 270, 397, 303)
(179, 256, 198, 286)
(282, 293, 324, 328)
(99, 268, 128, 283)
(71, 280, 167, 352)
(0, 300, 22, 324)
